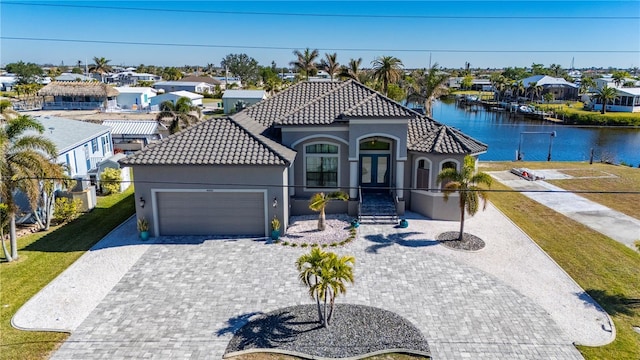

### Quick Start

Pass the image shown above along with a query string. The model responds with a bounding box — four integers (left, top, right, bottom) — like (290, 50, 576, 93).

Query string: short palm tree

(296, 248, 355, 327)
(0, 99, 18, 123)
(320, 52, 339, 80)
(155, 97, 201, 134)
(0, 115, 58, 261)
(611, 71, 630, 88)
(436, 155, 492, 241)
(308, 191, 349, 231)
(580, 77, 595, 94)
(527, 81, 543, 101)
(371, 56, 403, 96)
(290, 48, 319, 81)
(511, 80, 525, 99)
(593, 85, 618, 114)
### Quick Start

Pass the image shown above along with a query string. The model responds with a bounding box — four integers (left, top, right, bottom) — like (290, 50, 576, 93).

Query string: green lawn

(0, 188, 135, 360)
(482, 161, 640, 359)
(536, 102, 640, 126)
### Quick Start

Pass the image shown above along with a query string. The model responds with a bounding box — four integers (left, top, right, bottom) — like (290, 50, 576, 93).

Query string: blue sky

(1, 1, 638, 70)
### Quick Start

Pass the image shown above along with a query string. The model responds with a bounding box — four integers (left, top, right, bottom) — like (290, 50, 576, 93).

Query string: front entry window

(305, 143, 339, 188)
(359, 154, 390, 191)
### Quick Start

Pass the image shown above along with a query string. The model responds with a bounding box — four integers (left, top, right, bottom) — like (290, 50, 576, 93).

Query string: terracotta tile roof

(120, 117, 295, 166)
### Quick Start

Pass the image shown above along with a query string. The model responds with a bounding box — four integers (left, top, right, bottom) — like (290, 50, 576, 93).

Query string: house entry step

(359, 192, 398, 225)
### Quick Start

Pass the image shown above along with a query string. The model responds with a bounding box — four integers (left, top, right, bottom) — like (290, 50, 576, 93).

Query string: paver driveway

(49, 209, 592, 359)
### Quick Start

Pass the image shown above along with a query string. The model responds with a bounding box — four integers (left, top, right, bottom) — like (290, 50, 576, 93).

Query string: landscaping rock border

(437, 231, 485, 251)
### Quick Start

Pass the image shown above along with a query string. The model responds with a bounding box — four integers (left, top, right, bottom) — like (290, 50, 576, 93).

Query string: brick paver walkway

(52, 224, 583, 359)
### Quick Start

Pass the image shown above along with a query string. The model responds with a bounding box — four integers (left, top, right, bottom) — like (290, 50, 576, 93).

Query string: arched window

(305, 143, 339, 188)
(442, 161, 457, 171)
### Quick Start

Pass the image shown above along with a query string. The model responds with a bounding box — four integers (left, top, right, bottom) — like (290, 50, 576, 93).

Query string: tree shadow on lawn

(582, 289, 640, 317)
(364, 232, 439, 254)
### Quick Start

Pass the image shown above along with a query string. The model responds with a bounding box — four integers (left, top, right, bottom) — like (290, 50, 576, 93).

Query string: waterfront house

(54, 73, 94, 82)
(122, 80, 487, 237)
(222, 89, 267, 113)
(37, 81, 119, 110)
(592, 87, 640, 113)
(521, 75, 579, 100)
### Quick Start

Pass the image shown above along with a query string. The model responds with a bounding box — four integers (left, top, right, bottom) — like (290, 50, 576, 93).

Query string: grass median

(0, 187, 135, 360)
(484, 161, 640, 359)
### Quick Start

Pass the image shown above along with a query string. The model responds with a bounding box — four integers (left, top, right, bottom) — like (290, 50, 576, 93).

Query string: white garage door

(156, 191, 266, 236)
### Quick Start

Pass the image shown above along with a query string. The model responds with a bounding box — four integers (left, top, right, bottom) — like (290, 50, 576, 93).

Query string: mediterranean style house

(121, 80, 487, 237)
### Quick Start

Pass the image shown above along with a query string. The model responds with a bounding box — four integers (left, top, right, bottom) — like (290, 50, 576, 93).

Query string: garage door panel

(156, 192, 265, 236)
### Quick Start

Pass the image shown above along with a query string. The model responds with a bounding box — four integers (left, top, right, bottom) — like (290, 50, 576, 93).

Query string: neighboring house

(594, 76, 640, 90)
(32, 116, 113, 178)
(521, 75, 579, 100)
(55, 73, 94, 82)
(0, 74, 16, 91)
(103, 120, 166, 152)
(114, 86, 157, 110)
(447, 77, 492, 91)
(150, 90, 204, 107)
(213, 76, 242, 89)
(181, 75, 222, 87)
(87, 153, 131, 193)
(222, 89, 267, 113)
(105, 72, 162, 86)
(37, 81, 119, 110)
(122, 80, 487, 238)
(153, 81, 215, 94)
(592, 87, 640, 113)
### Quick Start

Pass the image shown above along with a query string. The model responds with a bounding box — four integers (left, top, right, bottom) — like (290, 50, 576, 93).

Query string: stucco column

(349, 160, 358, 198)
(288, 164, 295, 196)
(396, 160, 404, 198)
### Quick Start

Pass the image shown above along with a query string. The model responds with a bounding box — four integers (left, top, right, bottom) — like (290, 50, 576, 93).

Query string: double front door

(359, 154, 390, 191)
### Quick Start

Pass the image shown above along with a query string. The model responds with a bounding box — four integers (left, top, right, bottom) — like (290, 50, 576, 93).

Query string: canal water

(431, 100, 640, 166)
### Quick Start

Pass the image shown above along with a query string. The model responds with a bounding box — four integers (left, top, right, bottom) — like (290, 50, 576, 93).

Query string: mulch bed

(437, 231, 485, 251)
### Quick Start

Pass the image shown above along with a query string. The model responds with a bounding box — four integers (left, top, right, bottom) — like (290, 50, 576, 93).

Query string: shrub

(100, 168, 122, 195)
(53, 197, 83, 224)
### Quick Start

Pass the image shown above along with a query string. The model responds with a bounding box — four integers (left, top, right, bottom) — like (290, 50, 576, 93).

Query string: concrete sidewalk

(490, 170, 640, 249)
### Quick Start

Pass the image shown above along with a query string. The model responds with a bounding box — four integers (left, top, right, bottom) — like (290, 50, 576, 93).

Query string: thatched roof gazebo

(38, 81, 119, 110)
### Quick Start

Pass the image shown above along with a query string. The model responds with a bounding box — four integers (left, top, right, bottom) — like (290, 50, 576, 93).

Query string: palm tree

(405, 63, 449, 117)
(296, 248, 355, 327)
(580, 77, 595, 94)
(339, 58, 363, 80)
(320, 52, 339, 80)
(89, 56, 112, 82)
(490, 74, 508, 101)
(549, 63, 563, 77)
(436, 155, 492, 241)
(527, 81, 543, 101)
(308, 191, 349, 231)
(0, 115, 58, 261)
(511, 80, 525, 99)
(611, 71, 630, 88)
(155, 97, 201, 134)
(593, 85, 618, 114)
(290, 48, 319, 81)
(371, 56, 403, 96)
(0, 99, 18, 124)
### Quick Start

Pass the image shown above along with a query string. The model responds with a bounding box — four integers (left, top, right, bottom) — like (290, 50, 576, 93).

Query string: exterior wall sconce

(272, 197, 278, 208)
(139, 196, 145, 208)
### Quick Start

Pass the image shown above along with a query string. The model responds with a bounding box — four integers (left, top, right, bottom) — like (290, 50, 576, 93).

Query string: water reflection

(432, 101, 640, 165)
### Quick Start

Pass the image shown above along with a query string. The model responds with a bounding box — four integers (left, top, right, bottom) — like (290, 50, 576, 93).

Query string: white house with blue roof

(33, 116, 113, 178)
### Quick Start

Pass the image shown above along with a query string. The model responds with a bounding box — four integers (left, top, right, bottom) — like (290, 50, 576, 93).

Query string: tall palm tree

(436, 155, 492, 241)
(405, 63, 449, 117)
(155, 97, 201, 134)
(371, 56, 403, 96)
(490, 73, 508, 101)
(511, 80, 525, 99)
(320, 52, 339, 80)
(308, 191, 348, 231)
(296, 248, 355, 327)
(593, 85, 618, 114)
(89, 56, 112, 82)
(527, 81, 543, 101)
(0, 115, 58, 261)
(290, 48, 319, 80)
(611, 71, 630, 88)
(549, 63, 563, 77)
